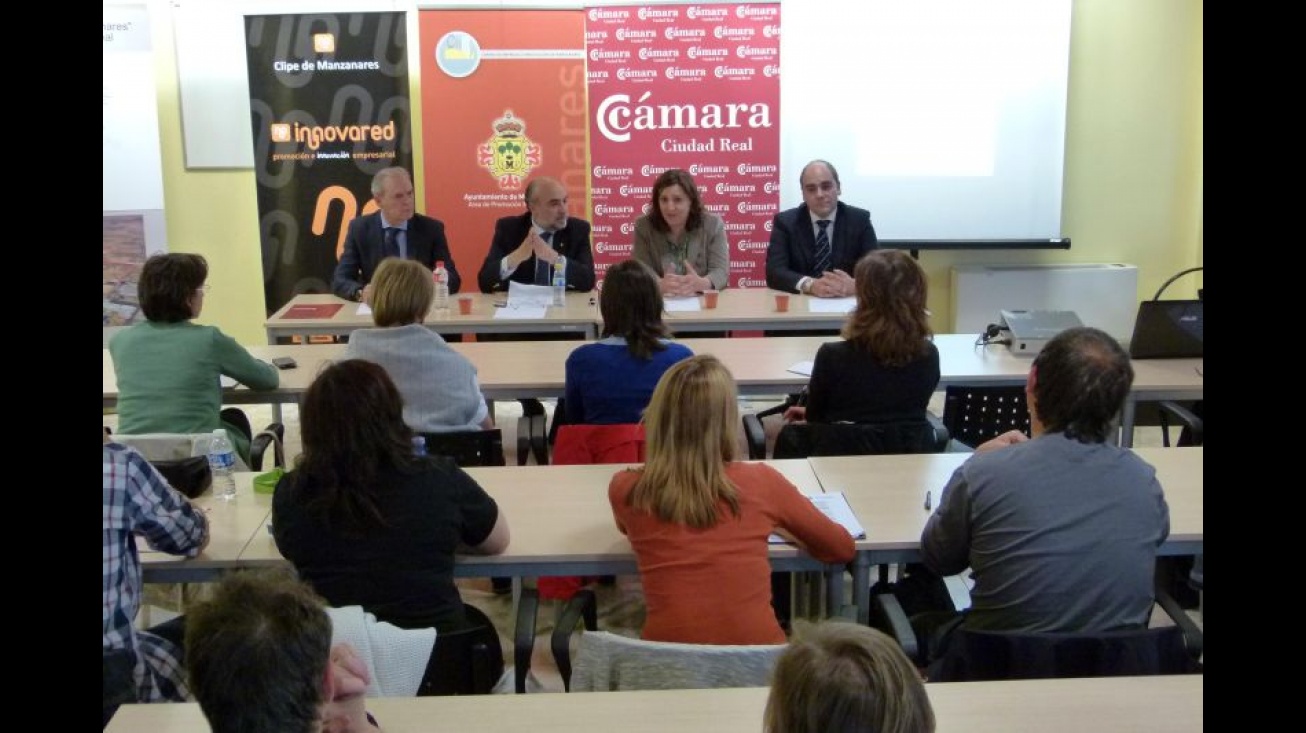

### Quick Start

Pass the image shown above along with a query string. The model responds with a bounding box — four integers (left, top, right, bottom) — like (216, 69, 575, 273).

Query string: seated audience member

(915, 326, 1170, 666)
(765, 159, 878, 297)
(632, 168, 729, 296)
(186, 569, 380, 733)
(345, 258, 491, 433)
(608, 355, 855, 644)
(109, 252, 279, 465)
(765, 621, 935, 733)
(103, 432, 210, 719)
(476, 175, 596, 293)
(332, 166, 461, 303)
(785, 250, 939, 425)
(564, 259, 693, 424)
(272, 359, 510, 692)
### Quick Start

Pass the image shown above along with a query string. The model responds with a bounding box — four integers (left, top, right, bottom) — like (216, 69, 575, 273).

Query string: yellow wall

(144, 0, 1202, 345)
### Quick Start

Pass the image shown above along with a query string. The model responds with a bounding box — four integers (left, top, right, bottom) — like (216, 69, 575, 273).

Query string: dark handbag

(151, 456, 212, 499)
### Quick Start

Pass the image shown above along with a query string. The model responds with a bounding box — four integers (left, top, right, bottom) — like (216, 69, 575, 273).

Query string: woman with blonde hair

(608, 355, 855, 644)
(765, 621, 935, 733)
(786, 249, 939, 424)
(345, 257, 491, 433)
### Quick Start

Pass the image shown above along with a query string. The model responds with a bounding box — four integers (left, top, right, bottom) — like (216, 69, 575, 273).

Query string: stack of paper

(770, 491, 866, 543)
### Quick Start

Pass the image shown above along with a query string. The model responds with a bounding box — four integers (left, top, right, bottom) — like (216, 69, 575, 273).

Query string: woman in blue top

(564, 259, 693, 424)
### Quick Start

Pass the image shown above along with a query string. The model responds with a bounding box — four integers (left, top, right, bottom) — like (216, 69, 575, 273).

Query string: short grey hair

(371, 167, 412, 197)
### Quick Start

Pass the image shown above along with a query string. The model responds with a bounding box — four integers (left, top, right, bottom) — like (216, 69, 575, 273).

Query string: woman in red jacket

(608, 355, 856, 644)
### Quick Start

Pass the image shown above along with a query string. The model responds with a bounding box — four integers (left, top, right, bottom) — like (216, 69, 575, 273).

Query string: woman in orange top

(608, 355, 856, 645)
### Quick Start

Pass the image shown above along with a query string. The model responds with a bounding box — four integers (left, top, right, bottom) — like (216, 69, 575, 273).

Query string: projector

(998, 309, 1083, 355)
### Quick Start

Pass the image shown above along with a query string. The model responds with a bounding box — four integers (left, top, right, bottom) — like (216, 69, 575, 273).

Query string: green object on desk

(253, 467, 285, 494)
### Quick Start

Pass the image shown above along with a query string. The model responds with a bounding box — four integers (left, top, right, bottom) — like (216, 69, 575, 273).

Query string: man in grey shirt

(917, 326, 1170, 659)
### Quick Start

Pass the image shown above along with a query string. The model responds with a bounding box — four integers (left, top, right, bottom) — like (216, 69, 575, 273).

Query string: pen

(924, 491, 932, 511)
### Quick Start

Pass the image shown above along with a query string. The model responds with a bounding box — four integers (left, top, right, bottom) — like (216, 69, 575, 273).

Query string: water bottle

(412, 435, 427, 456)
(207, 428, 237, 501)
(552, 256, 567, 307)
(433, 260, 450, 316)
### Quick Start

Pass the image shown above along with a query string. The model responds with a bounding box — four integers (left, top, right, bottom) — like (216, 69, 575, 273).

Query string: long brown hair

(647, 168, 705, 233)
(292, 359, 420, 534)
(599, 259, 670, 360)
(628, 355, 740, 528)
(841, 250, 933, 366)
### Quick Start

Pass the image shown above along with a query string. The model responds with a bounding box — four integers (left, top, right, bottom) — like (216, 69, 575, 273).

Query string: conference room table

(142, 449, 1201, 625)
(264, 288, 859, 345)
(107, 674, 1203, 732)
(810, 447, 1204, 624)
(265, 291, 603, 342)
(103, 334, 1201, 446)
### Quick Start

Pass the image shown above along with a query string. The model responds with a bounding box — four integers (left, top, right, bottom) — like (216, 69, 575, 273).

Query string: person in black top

(786, 250, 939, 424)
(272, 359, 510, 633)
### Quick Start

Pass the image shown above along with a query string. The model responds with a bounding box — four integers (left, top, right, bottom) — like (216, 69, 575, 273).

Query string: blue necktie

(814, 219, 832, 274)
(383, 227, 400, 259)
(535, 231, 553, 285)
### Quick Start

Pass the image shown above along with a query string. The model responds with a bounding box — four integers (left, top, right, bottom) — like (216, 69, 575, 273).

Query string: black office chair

(870, 566, 1204, 679)
(768, 416, 950, 459)
(419, 429, 507, 467)
(940, 384, 1031, 450)
(102, 648, 137, 729)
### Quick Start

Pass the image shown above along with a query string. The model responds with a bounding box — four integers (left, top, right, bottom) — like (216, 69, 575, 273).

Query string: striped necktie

(814, 219, 832, 274)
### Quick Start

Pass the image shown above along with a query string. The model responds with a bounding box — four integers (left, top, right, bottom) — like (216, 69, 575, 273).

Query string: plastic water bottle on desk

(432, 260, 450, 317)
(207, 428, 237, 501)
(552, 256, 567, 307)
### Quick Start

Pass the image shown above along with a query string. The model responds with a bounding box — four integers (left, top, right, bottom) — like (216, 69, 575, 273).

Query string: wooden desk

(810, 447, 1203, 623)
(265, 292, 601, 344)
(140, 473, 273, 583)
(658, 288, 853, 334)
(107, 674, 1202, 732)
(231, 460, 836, 583)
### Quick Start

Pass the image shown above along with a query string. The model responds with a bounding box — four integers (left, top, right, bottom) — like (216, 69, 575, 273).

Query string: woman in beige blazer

(631, 168, 730, 296)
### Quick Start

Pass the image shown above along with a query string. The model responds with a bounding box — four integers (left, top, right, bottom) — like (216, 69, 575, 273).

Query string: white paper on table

(807, 297, 856, 313)
(220, 375, 237, 389)
(664, 296, 701, 312)
(507, 281, 555, 308)
(787, 361, 814, 376)
(770, 491, 866, 543)
(493, 304, 547, 320)
(356, 303, 372, 316)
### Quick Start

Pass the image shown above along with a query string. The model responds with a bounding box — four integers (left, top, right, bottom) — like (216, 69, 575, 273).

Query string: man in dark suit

(766, 160, 878, 297)
(332, 167, 462, 303)
(477, 176, 596, 293)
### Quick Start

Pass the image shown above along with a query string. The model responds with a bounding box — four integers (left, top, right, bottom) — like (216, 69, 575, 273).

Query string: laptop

(1128, 300, 1203, 359)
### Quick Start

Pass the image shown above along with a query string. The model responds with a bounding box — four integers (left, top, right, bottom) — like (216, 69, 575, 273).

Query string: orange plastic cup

(703, 290, 719, 309)
(457, 295, 474, 315)
(774, 293, 790, 312)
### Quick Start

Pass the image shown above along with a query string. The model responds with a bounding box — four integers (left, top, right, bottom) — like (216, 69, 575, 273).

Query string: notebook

(769, 491, 866, 543)
(1128, 300, 1203, 359)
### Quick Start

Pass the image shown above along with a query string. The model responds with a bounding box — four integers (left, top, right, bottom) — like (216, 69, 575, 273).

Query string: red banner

(418, 10, 588, 292)
(585, 3, 780, 287)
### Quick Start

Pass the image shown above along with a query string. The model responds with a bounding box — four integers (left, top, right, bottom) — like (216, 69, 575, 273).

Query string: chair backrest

(570, 630, 785, 692)
(418, 624, 504, 696)
(930, 624, 1199, 682)
(552, 424, 646, 466)
(110, 432, 254, 497)
(772, 418, 948, 460)
(940, 385, 1031, 449)
(419, 429, 506, 467)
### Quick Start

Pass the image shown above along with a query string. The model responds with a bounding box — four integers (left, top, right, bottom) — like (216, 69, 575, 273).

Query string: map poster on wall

(585, 3, 781, 286)
(103, 4, 168, 331)
(245, 11, 412, 315)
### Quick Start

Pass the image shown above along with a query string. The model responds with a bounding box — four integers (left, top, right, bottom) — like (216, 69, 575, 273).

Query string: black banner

(245, 12, 412, 314)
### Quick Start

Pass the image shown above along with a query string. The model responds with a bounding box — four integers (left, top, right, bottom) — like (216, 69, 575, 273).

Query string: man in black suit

(765, 160, 878, 297)
(332, 167, 462, 303)
(477, 176, 595, 293)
